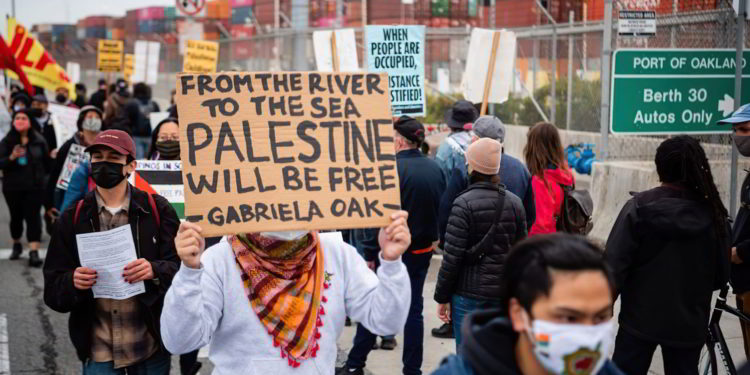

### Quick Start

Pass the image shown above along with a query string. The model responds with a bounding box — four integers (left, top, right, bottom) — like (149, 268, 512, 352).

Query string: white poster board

(438, 68, 450, 94)
(133, 41, 161, 85)
(56, 143, 88, 190)
(149, 112, 170, 130)
(48, 103, 80, 148)
(66, 62, 81, 84)
(313, 29, 359, 72)
(461, 28, 517, 104)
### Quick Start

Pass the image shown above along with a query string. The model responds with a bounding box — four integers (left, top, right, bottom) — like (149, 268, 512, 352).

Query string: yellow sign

(183, 40, 219, 73)
(124, 54, 134, 82)
(97, 40, 124, 72)
(5, 17, 75, 98)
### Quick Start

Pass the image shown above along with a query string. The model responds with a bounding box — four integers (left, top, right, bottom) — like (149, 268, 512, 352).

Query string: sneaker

(9, 243, 22, 260)
(28, 250, 43, 268)
(335, 366, 364, 375)
(431, 323, 454, 339)
(380, 337, 397, 350)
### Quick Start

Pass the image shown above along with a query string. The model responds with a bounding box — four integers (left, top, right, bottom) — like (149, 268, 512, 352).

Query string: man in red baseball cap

(43, 129, 180, 374)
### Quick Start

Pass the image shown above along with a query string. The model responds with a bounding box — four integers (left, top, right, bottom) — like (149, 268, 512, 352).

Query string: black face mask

(155, 140, 180, 160)
(55, 94, 67, 104)
(91, 161, 126, 189)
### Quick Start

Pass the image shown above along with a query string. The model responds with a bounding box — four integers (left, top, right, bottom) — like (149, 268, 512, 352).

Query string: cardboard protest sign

(313, 29, 359, 72)
(175, 72, 401, 236)
(462, 29, 516, 105)
(56, 144, 88, 190)
(183, 40, 219, 74)
(48, 103, 80, 148)
(97, 40, 124, 72)
(133, 40, 160, 85)
(366, 25, 426, 116)
(124, 54, 134, 83)
(129, 160, 185, 218)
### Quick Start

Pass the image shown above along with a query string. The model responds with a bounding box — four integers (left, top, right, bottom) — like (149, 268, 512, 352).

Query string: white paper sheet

(75, 225, 145, 300)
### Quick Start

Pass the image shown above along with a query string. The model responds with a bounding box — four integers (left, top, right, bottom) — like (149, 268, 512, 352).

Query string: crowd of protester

(0, 79, 749, 375)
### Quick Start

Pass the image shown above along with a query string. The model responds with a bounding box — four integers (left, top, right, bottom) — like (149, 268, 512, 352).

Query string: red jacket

(529, 166, 574, 236)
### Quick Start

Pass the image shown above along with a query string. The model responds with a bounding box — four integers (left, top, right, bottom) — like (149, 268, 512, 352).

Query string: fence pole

(731, 0, 745, 218)
(567, 11, 574, 131)
(599, 0, 613, 159)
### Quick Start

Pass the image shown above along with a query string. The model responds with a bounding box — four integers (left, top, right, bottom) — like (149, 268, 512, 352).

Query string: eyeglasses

(157, 135, 179, 142)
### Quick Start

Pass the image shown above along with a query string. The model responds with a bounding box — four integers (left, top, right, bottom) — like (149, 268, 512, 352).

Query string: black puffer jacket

(434, 181, 527, 304)
(0, 125, 50, 192)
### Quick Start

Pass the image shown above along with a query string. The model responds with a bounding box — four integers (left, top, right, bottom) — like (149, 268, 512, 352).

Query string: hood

(461, 309, 521, 375)
(635, 186, 713, 237)
(542, 166, 574, 186)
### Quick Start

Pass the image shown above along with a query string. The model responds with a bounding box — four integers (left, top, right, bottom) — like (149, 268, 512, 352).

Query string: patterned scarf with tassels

(230, 232, 327, 367)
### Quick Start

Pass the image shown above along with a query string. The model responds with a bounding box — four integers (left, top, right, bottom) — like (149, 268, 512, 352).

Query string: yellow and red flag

(6, 17, 74, 98)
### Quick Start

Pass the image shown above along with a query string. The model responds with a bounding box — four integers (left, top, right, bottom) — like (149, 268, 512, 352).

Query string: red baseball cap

(85, 129, 136, 159)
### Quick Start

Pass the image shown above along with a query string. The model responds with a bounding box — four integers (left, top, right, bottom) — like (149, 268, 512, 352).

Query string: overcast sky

(0, 0, 176, 29)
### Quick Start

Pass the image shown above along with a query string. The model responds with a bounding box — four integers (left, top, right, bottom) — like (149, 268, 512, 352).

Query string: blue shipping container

(231, 6, 253, 25)
(86, 26, 106, 39)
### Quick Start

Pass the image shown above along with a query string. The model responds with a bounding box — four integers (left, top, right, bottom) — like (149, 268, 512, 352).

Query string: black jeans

(3, 189, 43, 242)
(612, 327, 703, 375)
(346, 252, 432, 375)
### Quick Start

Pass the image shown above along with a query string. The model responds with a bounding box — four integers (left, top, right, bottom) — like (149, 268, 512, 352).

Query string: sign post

(480, 31, 501, 115)
(610, 49, 750, 134)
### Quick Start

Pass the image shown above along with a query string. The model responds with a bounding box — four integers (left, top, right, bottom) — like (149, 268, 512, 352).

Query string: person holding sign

(0, 109, 51, 266)
(43, 129, 180, 374)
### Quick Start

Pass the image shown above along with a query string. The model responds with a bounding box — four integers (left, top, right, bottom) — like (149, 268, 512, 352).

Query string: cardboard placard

(365, 25, 426, 116)
(48, 103, 80, 148)
(175, 72, 401, 236)
(133, 41, 161, 84)
(129, 160, 185, 219)
(462, 29, 516, 105)
(56, 144, 88, 190)
(183, 40, 219, 74)
(124, 54, 134, 83)
(97, 40, 124, 72)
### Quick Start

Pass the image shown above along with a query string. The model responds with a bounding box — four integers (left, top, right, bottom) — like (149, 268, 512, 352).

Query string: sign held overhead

(97, 40, 124, 72)
(175, 72, 401, 236)
(183, 40, 219, 73)
(462, 28, 516, 110)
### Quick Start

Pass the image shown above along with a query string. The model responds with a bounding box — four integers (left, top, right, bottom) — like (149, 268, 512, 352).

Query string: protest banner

(462, 28, 516, 114)
(133, 40, 160, 84)
(97, 40, 124, 72)
(124, 54, 134, 82)
(129, 160, 185, 218)
(183, 40, 219, 73)
(66, 62, 80, 84)
(366, 25, 426, 116)
(175, 72, 400, 236)
(56, 144, 88, 190)
(6, 17, 75, 98)
(313, 29, 358, 72)
(48, 103, 80, 148)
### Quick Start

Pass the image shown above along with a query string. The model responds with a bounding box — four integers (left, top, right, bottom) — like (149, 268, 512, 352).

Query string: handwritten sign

(97, 40, 124, 72)
(183, 40, 219, 73)
(56, 144, 88, 190)
(175, 72, 401, 236)
(48, 103, 80, 148)
(124, 54, 134, 83)
(366, 25, 426, 116)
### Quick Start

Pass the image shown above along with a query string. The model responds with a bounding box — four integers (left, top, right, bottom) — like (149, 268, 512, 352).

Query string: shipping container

(231, 0, 255, 6)
(111, 28, 125, 40)
(230, 24, 256, 38)
(76, 27, 86, 39)
(85, 26, 106, 39)
(84, 16, 110, 27)
(137, 6, 165, 20)
(218, 0, 231, 18)
(206, 1, 220, 18)
(432, 0, 451, 16)
(204, 31, 220, 40)
(232, 6, 254, 24)
(232, 40, 254, 59)
(165, 6, 178, 18)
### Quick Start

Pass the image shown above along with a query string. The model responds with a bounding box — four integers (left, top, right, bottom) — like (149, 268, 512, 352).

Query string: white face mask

(82, 118, 102, 132)
(259, 230, 309, 241)
(524, 313, 614, 375)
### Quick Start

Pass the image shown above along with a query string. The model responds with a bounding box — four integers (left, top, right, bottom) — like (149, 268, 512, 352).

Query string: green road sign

(611, 49, 750, 134)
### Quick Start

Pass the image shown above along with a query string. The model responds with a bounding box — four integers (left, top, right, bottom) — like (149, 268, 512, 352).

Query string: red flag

(0, 34, 34, 96)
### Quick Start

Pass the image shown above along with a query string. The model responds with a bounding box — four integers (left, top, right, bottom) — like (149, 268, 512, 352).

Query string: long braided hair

(655, 136, 728, 242)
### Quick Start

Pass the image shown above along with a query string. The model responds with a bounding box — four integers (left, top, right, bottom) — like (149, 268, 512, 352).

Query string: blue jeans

(82, 350, 171, 375)
(451, 295, 502, 348)
(346, 252, 432, 375)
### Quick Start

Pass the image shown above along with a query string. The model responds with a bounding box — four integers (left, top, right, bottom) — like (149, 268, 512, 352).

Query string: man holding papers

(43, 129, 180, 375)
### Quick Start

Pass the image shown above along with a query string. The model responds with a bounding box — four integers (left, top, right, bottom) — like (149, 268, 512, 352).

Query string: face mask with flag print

(523, 312, 614, 375)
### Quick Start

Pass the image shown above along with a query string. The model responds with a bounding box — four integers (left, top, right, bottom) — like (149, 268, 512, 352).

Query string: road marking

(0, 313, 9, 374)
(0, 249, 48, 259)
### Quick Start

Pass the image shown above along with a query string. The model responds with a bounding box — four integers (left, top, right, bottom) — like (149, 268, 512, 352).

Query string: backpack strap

(74, 199, 84, 226)
(147, 193, 161, 228)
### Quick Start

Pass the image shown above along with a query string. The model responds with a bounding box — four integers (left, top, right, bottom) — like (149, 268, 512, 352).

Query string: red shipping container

(231, 0, 255, 6)
(230, 24, 256, 38)
(318, 17, 337, 27)
(137, 6, 165, 20)
(232, 40, 254, 59)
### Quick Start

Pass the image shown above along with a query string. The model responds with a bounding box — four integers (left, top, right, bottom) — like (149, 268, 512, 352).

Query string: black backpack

(465, 186, 506, 264)
(556, 184, 594, 235)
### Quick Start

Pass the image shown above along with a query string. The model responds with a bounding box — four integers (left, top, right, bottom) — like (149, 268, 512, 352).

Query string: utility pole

(599, 0, 613, 159)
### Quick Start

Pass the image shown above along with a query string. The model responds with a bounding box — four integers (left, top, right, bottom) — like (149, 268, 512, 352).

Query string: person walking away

(432, 234, 624, 375)
(0, 109, 51, 266)
(605, 135, 730, 375)
(434, 138, 527, 347)
(74, 83, 87, 109)
(89, 79, 108, 111)
(30, 94, 58, 156)
(524, 122, 574, 236)
(339, 116, 446, 375)
(54, 85, 78, 108)
(44, 106, 102, 234)
(438, 116, 535, 243)
(43, 129, 180, 374)
(435, 100, 478, 182)
(162, 210, 413, 374)
(133, 83, 161, 121)
(103, 79, 131, 129)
